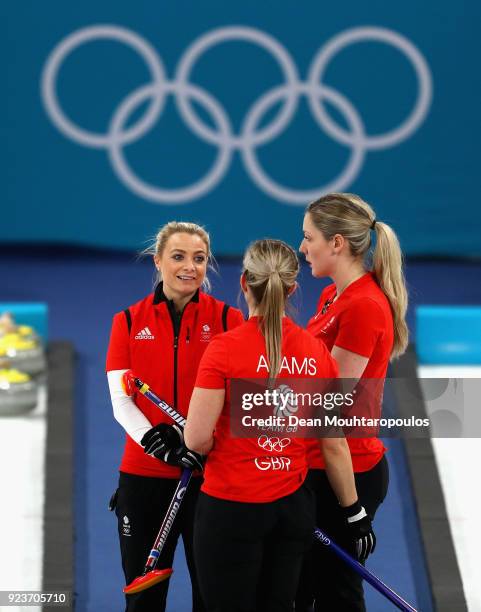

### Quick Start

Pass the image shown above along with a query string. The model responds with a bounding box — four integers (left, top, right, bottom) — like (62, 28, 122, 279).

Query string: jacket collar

(153, 282, 200, 306)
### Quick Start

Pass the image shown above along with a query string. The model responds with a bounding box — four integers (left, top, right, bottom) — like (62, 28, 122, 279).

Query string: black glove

(141, 423, 184, 459)
(342, 500, 376, 561)
(164, 445, 205, 472)
(140, 423, 204, 471)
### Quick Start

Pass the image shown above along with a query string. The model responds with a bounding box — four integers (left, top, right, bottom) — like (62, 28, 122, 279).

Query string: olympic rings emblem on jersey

(41, 25, 432, 205)
(257, 435, 291, 453)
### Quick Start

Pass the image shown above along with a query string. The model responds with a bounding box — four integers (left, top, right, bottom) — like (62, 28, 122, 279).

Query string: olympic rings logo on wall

(41, 25, 432, 205)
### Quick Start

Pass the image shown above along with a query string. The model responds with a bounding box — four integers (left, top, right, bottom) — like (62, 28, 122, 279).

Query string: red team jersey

(194, 316, 338, 503)
(306, 273, 393, 472)
(106, 285, 244, 478)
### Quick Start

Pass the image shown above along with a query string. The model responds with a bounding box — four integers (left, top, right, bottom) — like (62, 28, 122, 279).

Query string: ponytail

(372, 222, 409, 358)
(243, 240, 299, 379)
(257, 272, 285, 380)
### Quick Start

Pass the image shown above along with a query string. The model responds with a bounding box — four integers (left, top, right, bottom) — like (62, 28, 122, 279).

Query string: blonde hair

(142, 221, 213, 291)
(243, 239, 299, 379)
(306, 193, 408, 359)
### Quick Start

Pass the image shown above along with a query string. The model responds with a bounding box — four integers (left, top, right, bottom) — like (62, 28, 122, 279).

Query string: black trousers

(114, 472, 206, 612)
(193, 485, 315, 612)
(295, 456, 389, 612)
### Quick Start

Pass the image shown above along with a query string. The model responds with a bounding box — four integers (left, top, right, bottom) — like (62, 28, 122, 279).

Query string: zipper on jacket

(166, 301, 185, 409)
(186, 327, 190, 343)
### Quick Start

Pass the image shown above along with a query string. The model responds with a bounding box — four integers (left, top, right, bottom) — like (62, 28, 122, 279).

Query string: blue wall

(4, 1, 481, 256)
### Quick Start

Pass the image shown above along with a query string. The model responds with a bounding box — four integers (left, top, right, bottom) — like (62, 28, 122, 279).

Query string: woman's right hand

(165, 446, 205, 472)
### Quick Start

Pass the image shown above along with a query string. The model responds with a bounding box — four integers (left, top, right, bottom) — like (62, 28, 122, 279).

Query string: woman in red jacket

(296, 193, 409, 612)
(184, 239, 376, 612)
(106, 221, 244, 612)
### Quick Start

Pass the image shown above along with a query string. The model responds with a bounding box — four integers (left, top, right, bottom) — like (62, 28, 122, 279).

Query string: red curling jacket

(106, 283, 244, 478)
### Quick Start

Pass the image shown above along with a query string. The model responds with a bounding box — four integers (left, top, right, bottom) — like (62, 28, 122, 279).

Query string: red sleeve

(226, 307, 245, 330)
(195, 335, 228, 389)
(105, 312, 131, 371)
(334, 298, 385, 358)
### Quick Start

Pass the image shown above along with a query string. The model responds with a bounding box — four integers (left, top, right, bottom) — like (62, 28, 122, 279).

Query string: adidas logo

(135, 327, 155, 340)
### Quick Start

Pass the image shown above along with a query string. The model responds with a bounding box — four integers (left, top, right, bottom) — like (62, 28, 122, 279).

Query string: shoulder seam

(123, 308, 132, 334)
(221, 303, 230, 332)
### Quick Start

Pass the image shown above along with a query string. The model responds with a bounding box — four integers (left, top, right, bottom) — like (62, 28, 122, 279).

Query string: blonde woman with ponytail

(185, 239, 373, 612)
(296, 193, 408, 612)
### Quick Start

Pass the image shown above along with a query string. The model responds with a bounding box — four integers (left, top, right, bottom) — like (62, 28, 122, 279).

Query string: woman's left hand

(342, 500, 376, 561)
(141, 423, 184, 459)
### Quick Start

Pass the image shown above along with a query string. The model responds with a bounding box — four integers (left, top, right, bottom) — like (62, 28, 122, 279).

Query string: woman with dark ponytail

(296, 193, 408, 612)
(184, 239, 375, 612)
